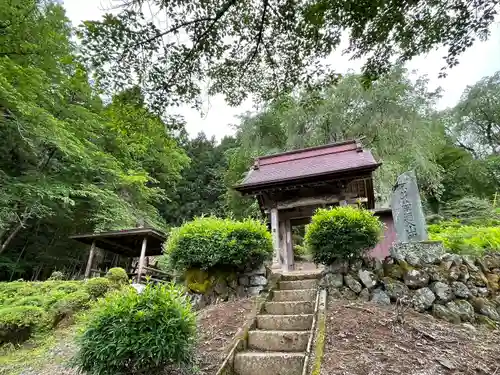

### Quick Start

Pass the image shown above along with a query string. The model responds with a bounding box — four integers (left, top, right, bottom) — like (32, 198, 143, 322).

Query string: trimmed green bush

(0, 306, 47, 344)
(428, 221, 500, 255)
(52, 291, 91, 324)
(73, 283, 197, 375)
(163, 217, 273, 271)
(85, 277, 112, 299)
(305, 206, 382, 265)
(0, 277, 123, 344)
(105, 267, 129, 286)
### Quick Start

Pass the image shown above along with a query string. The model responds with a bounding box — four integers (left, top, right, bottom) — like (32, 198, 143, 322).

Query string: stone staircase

(234, 273, 320, 375)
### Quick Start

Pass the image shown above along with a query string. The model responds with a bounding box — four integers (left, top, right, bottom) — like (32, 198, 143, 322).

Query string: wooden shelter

(234, 140, 381, 271)
(70, 228, 169, 283)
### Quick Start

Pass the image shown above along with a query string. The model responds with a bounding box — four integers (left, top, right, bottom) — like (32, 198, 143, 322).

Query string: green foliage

(305, 207, 382, 264)
(428, 221, 500, 255)
(293, 244, 309, 260)
(0, 0, 188, 281)
(51, 291, 91, 324)
(73, 283, 197, 375)
(226, 68, 446, 212)
(105, 268, 128, 286)
(161, 133, 235, 226)
(79, 0, 495, 112)
(85, 278, 112, 299)
(47, 271, 65, 281)
(0, 278, 120, 344)
(163, 217, 273, 272)
(0, 306, 47, 344)
(441, 197, 500, 225)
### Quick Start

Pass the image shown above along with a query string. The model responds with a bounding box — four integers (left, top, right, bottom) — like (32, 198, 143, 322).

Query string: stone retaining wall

(321, 244, 500, 328)
(186, 265, 270, 309)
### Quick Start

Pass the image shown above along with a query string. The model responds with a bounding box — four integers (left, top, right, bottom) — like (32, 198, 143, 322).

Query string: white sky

(64, 0, 500, 140)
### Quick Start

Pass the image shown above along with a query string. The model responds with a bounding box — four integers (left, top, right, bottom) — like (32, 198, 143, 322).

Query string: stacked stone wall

(321, 243, 500, 328)
(184, 265, 269, 309)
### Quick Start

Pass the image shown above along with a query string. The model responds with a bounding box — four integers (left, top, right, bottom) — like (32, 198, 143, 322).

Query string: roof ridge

(260, 146, 360, 167)
(257, 139, 357, 161)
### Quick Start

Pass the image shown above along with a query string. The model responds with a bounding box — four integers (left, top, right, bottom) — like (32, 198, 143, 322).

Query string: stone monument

(390, 171, 444, 264)
(391, 170, 428, 242)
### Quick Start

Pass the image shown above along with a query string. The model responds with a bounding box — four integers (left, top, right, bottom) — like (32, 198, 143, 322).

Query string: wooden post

(284, 219, 294, 271)
(84, 240, 96, 278)
(270, 207, 281, 268)
(136, 236, 148, 283)
(279, 221, 286, 266)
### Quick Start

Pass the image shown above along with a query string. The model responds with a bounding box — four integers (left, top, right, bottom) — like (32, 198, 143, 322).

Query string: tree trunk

(0, 222, 24, 254)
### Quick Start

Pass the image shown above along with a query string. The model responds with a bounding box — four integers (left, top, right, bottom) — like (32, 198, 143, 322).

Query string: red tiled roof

(235, 140, 380, 190)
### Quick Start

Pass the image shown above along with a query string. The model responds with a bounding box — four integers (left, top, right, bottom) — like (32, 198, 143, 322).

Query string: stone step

(234, 351, 305, 375)
(248, 330, 310, 352)
(273, 289, 316, 302)
(256, 314, 313, 331)
(281, 272, 321, 281)
(279, 279, 318, 290)
(263, 301, 314, 315)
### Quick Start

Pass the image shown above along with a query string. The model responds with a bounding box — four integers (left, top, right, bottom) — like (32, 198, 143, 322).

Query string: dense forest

(0, 0, 499, 281)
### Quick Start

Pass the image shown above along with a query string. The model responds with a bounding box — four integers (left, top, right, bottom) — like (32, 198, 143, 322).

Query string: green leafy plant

(162, 217, 273, 271)
(47, 271, 65, 281)
(73, 283, 197, 375)
(428, 221, 500, 255)
(294, 244, 309, 260)
(305, 206, 382, 265)
(0, 306, 47, 344)
(105, 267, 129, 286)
(84, 278, 112, 299)
(441, 196, 500, 225)
(51, 291, 91, 325)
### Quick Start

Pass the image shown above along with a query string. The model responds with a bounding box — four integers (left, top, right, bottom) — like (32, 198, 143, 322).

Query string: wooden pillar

(284, 219, 294, 271)
(136, 236, 148, 283)
(279, 220, 286, 266)
(270, 207, 281, 268)
(84, 240, 96, 278)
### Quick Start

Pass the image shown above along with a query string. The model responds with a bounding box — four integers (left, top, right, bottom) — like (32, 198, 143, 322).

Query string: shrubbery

(0, 271, 128, 344)
(85, 277, 112, 299)
(441, 196, 500, 225)
(163, 217, 273, 271)
(305, 206, 382, 265)
(73, 283, 197, 375)
(105, 267, 129, 286)
(0, 306, 47, 344)
(428, 221, 500, 255)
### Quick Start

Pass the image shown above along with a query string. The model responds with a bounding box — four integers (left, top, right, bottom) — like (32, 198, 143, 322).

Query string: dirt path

(321, 300, 500, 375)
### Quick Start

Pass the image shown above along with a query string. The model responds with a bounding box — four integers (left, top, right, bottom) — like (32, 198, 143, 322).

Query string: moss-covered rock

(339, 286, 358, 300)
(448, 266, 460, 282)
(446, 300, 475, 322)
(185, 269, 213, 294)
(469, 270, 488, 287)
(425, 265, 448, 283)
(404, 268, 430, 288)
(470, 297, 500, 321)
(486, 273, 499, 291)
(412, 287, 435, 312)
(382, 277, 409, 301)
(384, 263, 404, 279)
(432, 304, 461, 324)
(483, 253, 500, 270)
(475, 314, 498, 329)
(458, 264, 470, 283)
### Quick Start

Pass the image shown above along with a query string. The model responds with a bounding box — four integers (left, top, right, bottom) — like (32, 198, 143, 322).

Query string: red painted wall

(369, 211, 396, 259)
